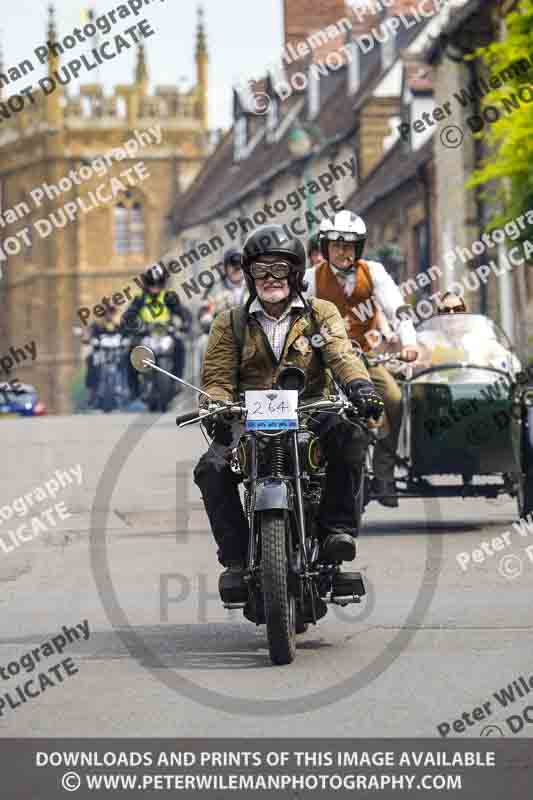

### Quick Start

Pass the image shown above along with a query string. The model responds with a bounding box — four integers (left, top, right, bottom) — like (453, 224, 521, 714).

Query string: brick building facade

(0, 6, 209, 412)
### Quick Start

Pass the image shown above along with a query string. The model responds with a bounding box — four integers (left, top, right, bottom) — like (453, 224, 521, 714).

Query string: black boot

(319, 531, 357, 563)
(372, 477, 399, 508)
(219, 562, 247, 604)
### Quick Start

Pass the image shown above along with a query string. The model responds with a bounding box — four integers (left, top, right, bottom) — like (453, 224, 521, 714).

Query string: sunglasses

(438, 305, 466, 314)
(250, 261, 291, 280)
(227, 257, 242, 267)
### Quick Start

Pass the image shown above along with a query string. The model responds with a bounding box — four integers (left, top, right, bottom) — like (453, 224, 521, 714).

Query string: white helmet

(319, 210, 367, 261)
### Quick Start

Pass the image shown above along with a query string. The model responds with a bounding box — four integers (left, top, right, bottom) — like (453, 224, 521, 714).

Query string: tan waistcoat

(315, 260, 377, 350)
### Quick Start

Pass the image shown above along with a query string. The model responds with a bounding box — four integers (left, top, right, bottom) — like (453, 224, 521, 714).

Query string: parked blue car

(0, 383, 47, 418)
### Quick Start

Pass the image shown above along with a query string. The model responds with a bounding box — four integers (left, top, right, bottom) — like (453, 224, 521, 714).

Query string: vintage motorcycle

(90, 331, 131, 413)
(130, 345, 368, 666)
(137, 322, 182, 413)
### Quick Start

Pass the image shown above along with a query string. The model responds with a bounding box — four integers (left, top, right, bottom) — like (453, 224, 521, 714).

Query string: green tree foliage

(467, 0, 533, 226)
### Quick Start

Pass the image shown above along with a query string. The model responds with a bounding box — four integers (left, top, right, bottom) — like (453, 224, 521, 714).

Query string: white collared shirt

(249, 296, 305, 360)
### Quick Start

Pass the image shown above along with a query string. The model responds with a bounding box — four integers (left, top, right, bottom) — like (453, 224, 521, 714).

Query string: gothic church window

(114, 197, 145, 254)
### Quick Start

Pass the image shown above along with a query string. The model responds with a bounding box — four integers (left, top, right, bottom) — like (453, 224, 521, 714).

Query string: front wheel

(101, 371, 117, 413)
(260, 510, 296, 665)
(156, 371, 175, 413)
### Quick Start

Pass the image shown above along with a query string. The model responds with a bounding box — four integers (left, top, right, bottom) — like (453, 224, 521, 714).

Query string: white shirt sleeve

(304, 267, 316, 297)
(367, 260, 417, 347)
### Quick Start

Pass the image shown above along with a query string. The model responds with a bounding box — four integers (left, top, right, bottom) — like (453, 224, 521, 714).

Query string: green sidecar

(367, 314, 533, 517)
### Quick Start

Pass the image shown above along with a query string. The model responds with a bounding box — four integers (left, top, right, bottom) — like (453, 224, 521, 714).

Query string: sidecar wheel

(518, 406, 533, 518)
(518, 465, 533, 518)
(260, 511, 296, 665)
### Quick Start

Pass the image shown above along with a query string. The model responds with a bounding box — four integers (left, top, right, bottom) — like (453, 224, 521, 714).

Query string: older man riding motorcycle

(193, 224, 384, 592)
(305, 210, 418, 507)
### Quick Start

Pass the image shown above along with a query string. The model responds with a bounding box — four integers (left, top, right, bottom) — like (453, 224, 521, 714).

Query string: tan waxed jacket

(200, 297, 369, 406)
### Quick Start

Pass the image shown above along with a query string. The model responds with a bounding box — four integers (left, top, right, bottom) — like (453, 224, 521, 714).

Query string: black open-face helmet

(223, 247, 242, 270)
(242, 225, 307, 297)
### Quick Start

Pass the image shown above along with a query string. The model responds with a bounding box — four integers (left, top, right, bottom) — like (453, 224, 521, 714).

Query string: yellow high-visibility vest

(138, 292, 172, 324)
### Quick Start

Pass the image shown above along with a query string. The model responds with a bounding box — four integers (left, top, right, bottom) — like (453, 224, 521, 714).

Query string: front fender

(254, 479, 292, 511)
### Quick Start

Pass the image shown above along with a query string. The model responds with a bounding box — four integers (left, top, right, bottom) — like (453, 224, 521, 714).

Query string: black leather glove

(345, 379, 385, 421)
(202, 410, 235, 445)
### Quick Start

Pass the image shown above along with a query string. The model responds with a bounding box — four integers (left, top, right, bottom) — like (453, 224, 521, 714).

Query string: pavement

(0, 407, 532, 737)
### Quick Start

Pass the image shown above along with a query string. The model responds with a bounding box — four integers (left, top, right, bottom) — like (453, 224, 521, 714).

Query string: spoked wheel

(260, 510, 296, 665)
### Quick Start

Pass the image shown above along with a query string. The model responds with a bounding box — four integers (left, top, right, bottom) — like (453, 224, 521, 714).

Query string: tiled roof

(173, 66, 363, 232)
(172, 13, 434, 233)
(346, 137, 433, 215)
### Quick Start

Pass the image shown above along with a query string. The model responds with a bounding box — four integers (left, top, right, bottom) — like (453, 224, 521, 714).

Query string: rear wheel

(260, 510, 296, 665)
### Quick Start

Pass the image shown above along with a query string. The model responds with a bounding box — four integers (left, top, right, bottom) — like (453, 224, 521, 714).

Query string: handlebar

(175, 410, 204, 426)
(175, 397, 362, 430)
(364, 352, 402, 367)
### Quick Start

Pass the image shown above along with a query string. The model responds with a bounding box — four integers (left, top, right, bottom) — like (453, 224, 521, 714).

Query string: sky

(1, 0, 284, 130)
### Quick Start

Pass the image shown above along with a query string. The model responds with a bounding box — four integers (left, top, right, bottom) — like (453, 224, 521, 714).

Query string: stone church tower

(0, 5, 209, 412)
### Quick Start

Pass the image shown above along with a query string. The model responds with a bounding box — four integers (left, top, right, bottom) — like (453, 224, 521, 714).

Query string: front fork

(290, 430, 308, 573)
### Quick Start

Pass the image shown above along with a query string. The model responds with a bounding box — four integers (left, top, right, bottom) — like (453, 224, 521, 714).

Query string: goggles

(324, 231, 364, 243)
(438, 304, 466, 314)
(250, 261, 291, 280)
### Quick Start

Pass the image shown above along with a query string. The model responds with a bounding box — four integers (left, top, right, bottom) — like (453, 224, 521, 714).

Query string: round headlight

(277, 366, 306, 394)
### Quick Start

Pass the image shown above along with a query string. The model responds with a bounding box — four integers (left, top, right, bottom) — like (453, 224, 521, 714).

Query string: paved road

(0, 410, 532, 737)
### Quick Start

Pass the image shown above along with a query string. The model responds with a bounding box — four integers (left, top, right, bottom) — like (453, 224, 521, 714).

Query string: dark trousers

(193, 417, 369, 567)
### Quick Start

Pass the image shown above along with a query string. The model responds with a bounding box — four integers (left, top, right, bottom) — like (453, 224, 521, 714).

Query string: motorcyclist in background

(305, 210, 419, 507)
(199, 248, 248, 327)
(307, 233, 326, 269)
(193, 224, 384, 588)
(121, 264, 192, 397)
(84, 305, 121, 408)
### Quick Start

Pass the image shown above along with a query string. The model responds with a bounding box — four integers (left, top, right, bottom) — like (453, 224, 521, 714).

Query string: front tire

(260, 510, 296, 665)
(101, 373, 115, 414)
